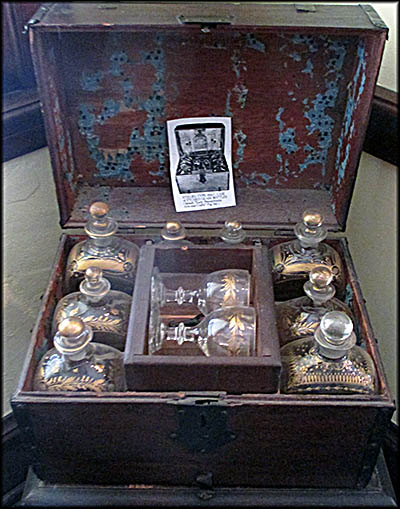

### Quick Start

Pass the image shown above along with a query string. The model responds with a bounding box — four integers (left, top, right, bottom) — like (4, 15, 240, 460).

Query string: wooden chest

(11, 2, 395, 490)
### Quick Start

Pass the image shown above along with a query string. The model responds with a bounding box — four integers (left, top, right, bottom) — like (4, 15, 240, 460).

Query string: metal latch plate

(170, 400, 236, 454)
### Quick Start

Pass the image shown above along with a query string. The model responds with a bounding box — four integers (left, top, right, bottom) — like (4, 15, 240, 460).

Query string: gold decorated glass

(148, 305, 256, 357)
(151, 268, 251, 315)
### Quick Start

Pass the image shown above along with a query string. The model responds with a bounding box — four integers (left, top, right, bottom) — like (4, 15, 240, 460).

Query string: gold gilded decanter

(65, 201, 139, 294)
(275, 266, 353, 347)
(280, 311, 377, 395)
(270, 209, 344, 300)
(52, 267, 131, 351)
(33, 317, 126, 392)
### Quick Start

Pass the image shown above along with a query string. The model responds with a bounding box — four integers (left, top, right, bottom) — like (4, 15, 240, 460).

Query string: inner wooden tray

(124, 244, 282, 393)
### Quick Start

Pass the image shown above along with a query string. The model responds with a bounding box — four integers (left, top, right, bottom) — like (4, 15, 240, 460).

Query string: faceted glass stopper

(79, 267, 111, 299)
(161, 220, 187, 241)
(320, 311, 353, 343)
(315, 311, 356, 359)
(219, 220, 246, 244)
(294, 209, 327, 248)
(84, 201, 118, 238)
(54, 317, 93, 355)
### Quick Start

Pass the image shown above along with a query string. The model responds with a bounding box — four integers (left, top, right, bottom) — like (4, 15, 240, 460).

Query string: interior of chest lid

(30, 4, 386, 231)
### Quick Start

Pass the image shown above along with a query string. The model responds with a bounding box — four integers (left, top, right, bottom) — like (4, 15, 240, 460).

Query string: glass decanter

(33, 317, 126, 392)
(275, 265, 353, 347)
(218, 220, 246, 245)
(149, 304, 256, 357)
(65, 201, 140, 294)
(52, 267, 131, 351)
(270, 209, 344, 301)
(158, 220, 193, 247)
(280, 311, 377, 395)
(151, 268, 251, 314)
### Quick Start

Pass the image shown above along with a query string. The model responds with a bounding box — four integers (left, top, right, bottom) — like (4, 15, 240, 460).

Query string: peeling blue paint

(344, 283, 354, 309)
(225, 90, 233, 117)
(291, 34, 319, 53)
(335, 40, 366, 186)
(65, 133, 74, 183)
(276, 107, 285, 131)
(279, 128, 299, 154)
(121, 78, 134, 108)
(233, 83, 248, 109)
(246, 33, 266, 53)
(289, 51, 301, 62)
(78, 36, 169, 181)
(274, 35, 349, 182)
(81, 71, 103, 91)
(233, 130, 247, 170)
(231, 49, 246, 79)
(302, 58, 313, 78)
(78, 104, 96, 137)
(97, 98, 120, 125)
(110, 51, 129, 76)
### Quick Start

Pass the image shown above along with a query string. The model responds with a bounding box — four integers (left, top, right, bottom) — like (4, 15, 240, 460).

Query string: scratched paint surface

(52, 30, 364, 194)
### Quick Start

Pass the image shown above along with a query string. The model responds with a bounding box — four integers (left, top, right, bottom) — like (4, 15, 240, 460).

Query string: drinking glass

(151, 268, 250, 315)
(148, 304, 256, 357)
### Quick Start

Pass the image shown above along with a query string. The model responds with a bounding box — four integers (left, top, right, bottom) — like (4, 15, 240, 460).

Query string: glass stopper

(294, 209, 327, 248)
(219, 220, 246, 244)
(314, 311, 356, 359)
(161, 220, 187, 241)
(303, 266, 335, 304)
(84, 201, 118, 238)
(79, 267, 111, 299)
(309, 266, 333, 288)
(320, 311, 353, 343)
(303, 210, 323, 230)
(54, 317, 93, 355)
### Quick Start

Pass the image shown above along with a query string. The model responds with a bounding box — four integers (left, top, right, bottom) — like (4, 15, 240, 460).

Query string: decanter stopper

(219, 220, 246, 244)
(303, 266, 336, 306)
(54, 317, 93, 358)
(79, 266, 111, 302)
(84, 201, 118, 241)
(294, 209, 327, 248)
(158, 220, 193, 247)
(161, 220, 187, 241)
(314, 311, 356, 359)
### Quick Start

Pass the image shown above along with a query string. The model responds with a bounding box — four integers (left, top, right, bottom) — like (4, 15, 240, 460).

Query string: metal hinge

(23, 4, 54, 34)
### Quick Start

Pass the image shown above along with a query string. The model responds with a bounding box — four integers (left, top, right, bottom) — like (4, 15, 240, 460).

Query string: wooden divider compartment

(124, 244, 281, 393)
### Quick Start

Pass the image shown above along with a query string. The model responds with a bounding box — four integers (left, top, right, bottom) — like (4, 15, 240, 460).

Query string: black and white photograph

(167, 117, 236, 212)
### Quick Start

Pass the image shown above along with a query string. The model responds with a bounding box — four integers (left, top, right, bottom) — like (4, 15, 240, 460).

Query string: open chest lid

(27, 2, 388, 232)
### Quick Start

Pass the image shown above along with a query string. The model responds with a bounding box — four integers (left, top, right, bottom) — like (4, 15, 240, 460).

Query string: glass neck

(87, 236, 115, 249)
(82, 294, 107, 307)
(313, 344, 348, 362)
(304, 281, 335, 306)
(295, 239, 322, 252)
(313, 334, 356, 360)
(162, 322, 200, 345)
(162, 287, 201, 307)
(62, 344, 92, 363)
